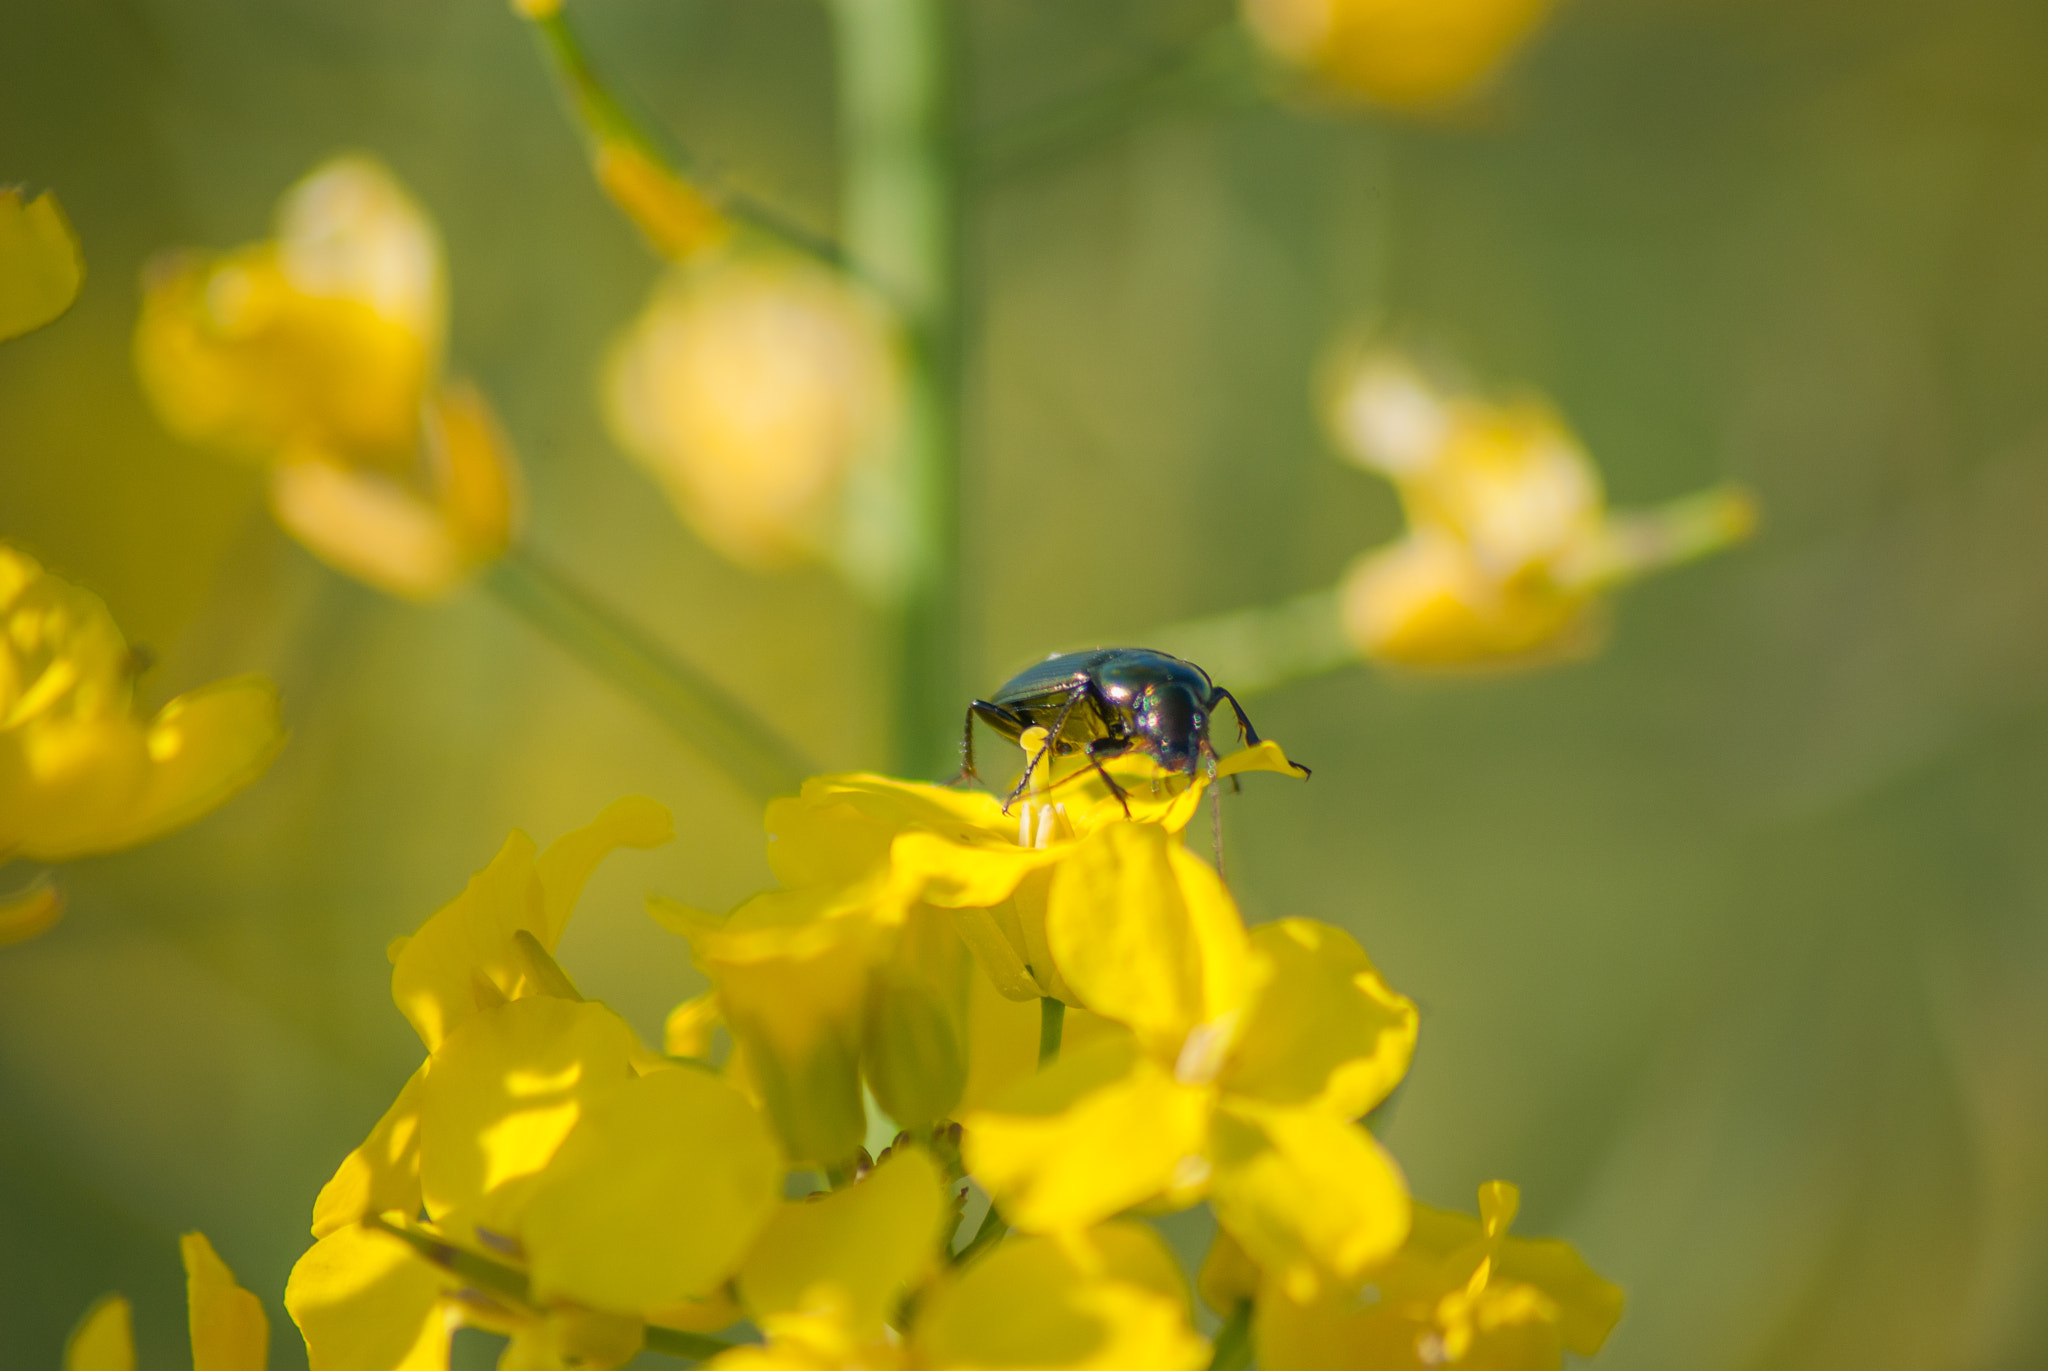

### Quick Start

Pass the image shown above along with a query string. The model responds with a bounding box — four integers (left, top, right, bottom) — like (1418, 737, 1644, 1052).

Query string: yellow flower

(1, 186, 84, 340)
(1328, 352, 1754, 669)
(602, 250, 903, 580)
(135, 156, 519, 598)
(1241, 0, 1555, 112)
(66, 1232, 269, 1371)
(1216, 1181, 1625, 1371)
(961, 822, 1418, 1300)
(1, 544, 283, 941)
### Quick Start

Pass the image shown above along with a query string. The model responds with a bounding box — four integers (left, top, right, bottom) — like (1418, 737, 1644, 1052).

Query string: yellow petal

(961, 1034, 1210, 1233)
(913, 1224, 1207, 1371)
(739, 1146, 947, 1333)
(891, 830, 1057, 913)
(0, 876, 63, 946)
(28, 674, 285, 863)
(1, 714, 148, 861)
(1207, 1102, 1410, 1301)
(664, 992, 722, 1059)
(1195, 1228, 1259, 1316)
(534, 795, 672, 945)
(1338, 532, 1596, 670)
(313, 1060, 428, 1237)
(520, 1065, 782, 1311)
(655, 891, 880, 1165)
(63, 1296, 134, 1371)
(1462, 1186, 1625, 1357)
(592, 141, 732, 260)
(765, 774, 1006, 889)
(1214, 739, 1309, 781)
(286, 1225, 451, 1371)
(958, 964, 1043, 1113)
(1222, 919, 1416, 1119)
(0, 188, 83, 340)
(1044, 823, 1249, 1054)
(391, 829, 546, 1052)
(418, 996, 640, 1221)
(425, 380, 522, 563)
(183, 1232, 269, 1371)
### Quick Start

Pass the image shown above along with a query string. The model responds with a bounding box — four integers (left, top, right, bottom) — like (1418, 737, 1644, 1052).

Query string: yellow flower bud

(1242, 0, 1556, 111)
(603, 252, 903, 574)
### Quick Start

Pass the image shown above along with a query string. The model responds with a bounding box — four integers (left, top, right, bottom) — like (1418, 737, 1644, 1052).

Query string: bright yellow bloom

(135, 156, 518, 598)
(1, 544, 282, 940)
(1328, 352, 1754, 669)
(603, 250, 903, 578)
(1216, 1181, 1625, 1371)
(66, 1232, 269, 1371)
(962, 822, 1417, 1300)
(1241, 0, 1555, 111)
(1, 186, 83, 340)
(298, 797, 784, 1371)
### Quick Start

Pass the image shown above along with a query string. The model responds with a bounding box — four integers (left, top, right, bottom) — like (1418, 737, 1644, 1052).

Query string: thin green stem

(1207, 1300, 1254, 1371)
(969, 23, 1263, 182)
(525, 6, 853, 273)
(1038, 996, 1066, 1067)
(829, 0, 966, 781)
(484, 546, 814, 803)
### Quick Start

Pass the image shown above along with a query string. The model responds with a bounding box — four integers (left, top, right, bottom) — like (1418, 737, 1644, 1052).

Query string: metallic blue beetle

(957, 647, 1308, 814)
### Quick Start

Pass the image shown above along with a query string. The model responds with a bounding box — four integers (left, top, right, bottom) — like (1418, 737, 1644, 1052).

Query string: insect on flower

(958, 648, 1309, 816)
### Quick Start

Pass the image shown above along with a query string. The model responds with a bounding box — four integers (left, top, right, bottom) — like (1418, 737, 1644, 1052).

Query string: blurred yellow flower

(135, 156, 518, 598)
(1, 186, 84, 340)
(0, 544, 283, 942)
(1213, 1181, 1625, 1371)
(1242, 0, 1556, 111)
(963, 823, 1417, 1299)
(66, 1232, 269, 1371)
(1328, 351, 1754, 669)
(603, 250, 903, 579)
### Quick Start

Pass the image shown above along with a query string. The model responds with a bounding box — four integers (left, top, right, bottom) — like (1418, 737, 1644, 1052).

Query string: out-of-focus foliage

(5, 1, 2048, 1369)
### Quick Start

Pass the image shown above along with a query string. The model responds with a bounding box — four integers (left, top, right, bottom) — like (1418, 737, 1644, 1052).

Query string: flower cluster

(1, 543, 283, 944)
(229, 740, 1623, 1371)
(1329, 351, 1755, 670)
(135, 157, 519, 599)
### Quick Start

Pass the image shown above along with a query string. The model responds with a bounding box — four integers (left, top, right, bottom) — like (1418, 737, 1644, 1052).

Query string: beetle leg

(1003, 684, 1087, 812)
(1085, 737, 1133, 818)
(958, 700, 1029, 787)
(1210, 686, 1311, 778)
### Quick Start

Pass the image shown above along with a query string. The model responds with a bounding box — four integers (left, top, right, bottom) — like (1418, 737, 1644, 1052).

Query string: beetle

(956, 647, 1308, 815)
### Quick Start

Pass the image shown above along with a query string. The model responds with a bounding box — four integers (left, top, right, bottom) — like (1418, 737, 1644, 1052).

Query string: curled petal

(1223, 919, 1416, 1119)
(961, 1034, 1210, 1234)
(183, 1232, 269, 1371)
(0, 188, 83, 340)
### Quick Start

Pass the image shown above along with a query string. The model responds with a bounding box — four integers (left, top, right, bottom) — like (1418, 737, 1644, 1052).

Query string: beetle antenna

(1206, 747, 1226, 879)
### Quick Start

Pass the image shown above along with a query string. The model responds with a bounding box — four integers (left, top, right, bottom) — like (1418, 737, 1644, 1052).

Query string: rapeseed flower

(135, 156, 518, 598)
(1, 186, 83, 340)
(963, 822, 1418, 1301)
(1204, 1181, 1624, 1370)
(65, 1232, 269, 1371)
(602, 250, 904, 582)
(1329, 351, 1754, 669)
(1, 544, 283, 943)
(650, 742, 1302, 1164)
(1241, 0, 1555, 112)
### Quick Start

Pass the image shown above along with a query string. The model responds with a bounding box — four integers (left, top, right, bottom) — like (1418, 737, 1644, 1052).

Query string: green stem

(1148, 587, 1353, 699)
(1207, 1300, 1254, 1371)
(955, 1194, 1008, 1266)
(1038, 996, 1066, 1067)
(829, 0, 965, 780)
(526, 6, 853, 272)
(484, 546, 814, 803)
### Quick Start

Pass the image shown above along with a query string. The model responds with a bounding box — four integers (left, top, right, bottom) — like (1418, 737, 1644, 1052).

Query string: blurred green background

(6, 0, 2048, 1367)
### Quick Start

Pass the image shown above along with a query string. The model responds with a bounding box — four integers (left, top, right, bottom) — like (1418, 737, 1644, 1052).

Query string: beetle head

(1132, 682, 1211, 776)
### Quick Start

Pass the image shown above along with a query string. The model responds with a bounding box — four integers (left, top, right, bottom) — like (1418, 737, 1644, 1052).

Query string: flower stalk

(484, 546, 814, 802)
(829, 0, 966, 780)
